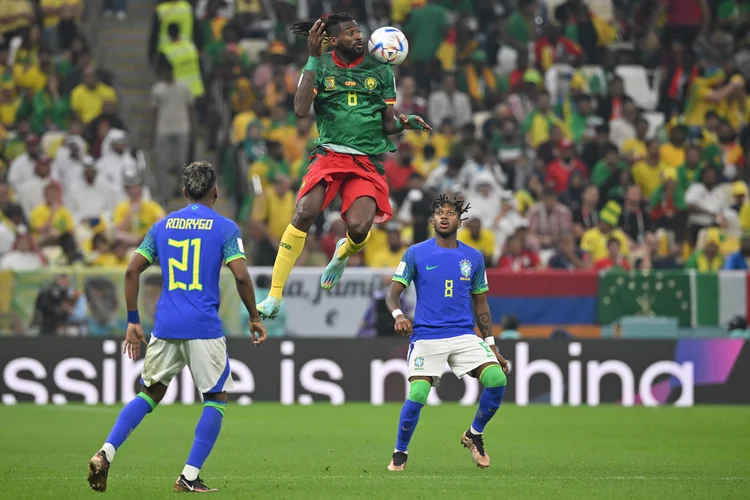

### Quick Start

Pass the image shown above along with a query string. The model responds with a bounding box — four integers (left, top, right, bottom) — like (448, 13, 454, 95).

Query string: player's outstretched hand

(308, 19, 325, 57)
(248, 318, 267, 346)
(394, 314, 413, 336)
(494, 350, 510, 374)
(124, 323, 146, 360)
(397, 114, 432, 132)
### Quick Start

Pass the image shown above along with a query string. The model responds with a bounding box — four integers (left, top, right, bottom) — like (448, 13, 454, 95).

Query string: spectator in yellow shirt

(632, 140, 669, 199)
(250, 173, 295, 266)
(266, 104, 313, 162)
(458, 217, 496, 267)
(0, 0, 33, 38)
(248, 140, 290, 188)
(70, 66, 117, 124)
(90, 232, 129, 266)
(431, 120, 457, 160)
(112, 176, 165, 246)
(366, 223, 409, 270)
(580, 201, 631, 262)
(0, 85, 19, 128)
(685, 229, 724, 272)
(522, 91, 571, 148)
(700, 111, 721, 146)
(731, 181, 750, 232)
(683, 76, 742, 127)
(659, 124, 688, 168)
(28, 181, 80, 263)
(620, 116, 649, 164)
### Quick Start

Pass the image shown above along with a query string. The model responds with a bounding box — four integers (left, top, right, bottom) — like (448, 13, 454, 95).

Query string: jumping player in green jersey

(256, 13, 431, 320)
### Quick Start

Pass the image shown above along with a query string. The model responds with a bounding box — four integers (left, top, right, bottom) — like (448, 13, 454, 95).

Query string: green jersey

(311, 53, 397, 156)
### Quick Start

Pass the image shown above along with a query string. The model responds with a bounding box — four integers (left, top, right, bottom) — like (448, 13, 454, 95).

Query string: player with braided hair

(256, 13, 431, 320)
(384, 194, 510, 471)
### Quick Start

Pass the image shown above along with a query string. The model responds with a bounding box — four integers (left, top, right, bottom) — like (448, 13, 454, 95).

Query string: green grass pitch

(0, 404, 748, 499)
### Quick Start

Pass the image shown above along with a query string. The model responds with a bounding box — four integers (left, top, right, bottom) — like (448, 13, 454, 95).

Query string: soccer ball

(368, 26, 409, 66)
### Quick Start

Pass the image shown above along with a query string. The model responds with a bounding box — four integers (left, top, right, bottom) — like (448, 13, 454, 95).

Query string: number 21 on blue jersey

(167, 238, 203, 291)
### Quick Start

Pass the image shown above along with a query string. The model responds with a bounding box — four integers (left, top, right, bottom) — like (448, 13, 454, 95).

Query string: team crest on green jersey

(364, 77, 377, 90)
(325, 77, 336, 90)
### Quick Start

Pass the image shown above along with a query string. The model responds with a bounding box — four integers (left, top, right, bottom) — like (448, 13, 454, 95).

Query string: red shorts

(297, 148, 392, 224)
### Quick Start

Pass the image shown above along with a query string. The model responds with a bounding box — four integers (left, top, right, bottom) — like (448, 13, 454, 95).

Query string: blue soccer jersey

(135, 204, 246, 340)
(392, 238, 488, 341)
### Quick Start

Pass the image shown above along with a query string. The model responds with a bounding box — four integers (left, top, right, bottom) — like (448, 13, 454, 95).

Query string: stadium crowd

(3, 0, 750, 278)
(0, 0, 158, 271)
(240, 0, 750, 275)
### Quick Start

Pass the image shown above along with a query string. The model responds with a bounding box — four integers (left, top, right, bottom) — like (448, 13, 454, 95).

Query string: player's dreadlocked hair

(183, 161, 217, 201)
(290, 13, 355, 40)
(429, 194, 471, 221)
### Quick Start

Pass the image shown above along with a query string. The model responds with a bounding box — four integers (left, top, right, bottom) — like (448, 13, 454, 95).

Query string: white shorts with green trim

(407, 334, 497, 387)
(141, 336, 234, 394)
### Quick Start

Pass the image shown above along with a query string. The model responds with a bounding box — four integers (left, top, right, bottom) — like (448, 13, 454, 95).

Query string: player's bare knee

(345, 218, 373, 241)
(141, 382, 168, 404)
(292, 200, 321, 231)
(291, 211, 316, 232)
(293, 184, 325, 231)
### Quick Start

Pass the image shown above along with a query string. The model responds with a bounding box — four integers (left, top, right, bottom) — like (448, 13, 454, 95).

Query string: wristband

(392, 309, 404, 319)
(407, 115, 424, 130)
(304, 56, 319, 72)
(127, 311, 140, 324)
(484, 336, 495, 346)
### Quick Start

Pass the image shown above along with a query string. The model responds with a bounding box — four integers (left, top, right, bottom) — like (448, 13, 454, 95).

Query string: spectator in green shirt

(502, 0, 538, 54)
(567, 93, 603, 145)
(30, 74, 70, 134)
(402, 1, 450, 65)
(676, 145, 706, 193)
(591, 144, 625, 188)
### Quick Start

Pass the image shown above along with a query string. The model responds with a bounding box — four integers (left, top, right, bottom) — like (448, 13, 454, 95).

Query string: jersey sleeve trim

(135, 248, 154, 263)
(225, 253, 247, 265)
(392, 277, 409, 286)
(384, 98, 397, 104)
(471, 285, 489, 295)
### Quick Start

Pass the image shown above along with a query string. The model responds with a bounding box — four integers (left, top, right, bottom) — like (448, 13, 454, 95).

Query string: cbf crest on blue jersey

(459, 259, 472, 281)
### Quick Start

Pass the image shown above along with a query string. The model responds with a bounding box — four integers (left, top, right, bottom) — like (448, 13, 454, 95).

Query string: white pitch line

(39, 475, 749, 482)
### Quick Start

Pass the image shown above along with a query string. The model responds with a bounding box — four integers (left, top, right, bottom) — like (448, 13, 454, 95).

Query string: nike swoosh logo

(401, 426, 412, 431)
(426, 265, 439, 270)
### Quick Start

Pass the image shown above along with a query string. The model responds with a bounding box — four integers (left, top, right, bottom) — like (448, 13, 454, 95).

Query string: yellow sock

(270, 224, 307, 300)
(337, 231, 371, 259)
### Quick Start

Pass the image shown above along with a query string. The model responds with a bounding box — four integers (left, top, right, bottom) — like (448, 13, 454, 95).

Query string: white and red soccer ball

(368, 26, 409, 66)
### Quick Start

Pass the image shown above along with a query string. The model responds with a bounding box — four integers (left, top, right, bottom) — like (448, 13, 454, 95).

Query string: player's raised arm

(293, 19, 325, 118)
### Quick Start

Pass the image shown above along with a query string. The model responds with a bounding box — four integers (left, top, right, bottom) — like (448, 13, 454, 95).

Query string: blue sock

(103, 392, 156, 458)
(470, 386, 505, 434)
(395, 400, 424, 453)
(185, 400, 226, 477)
